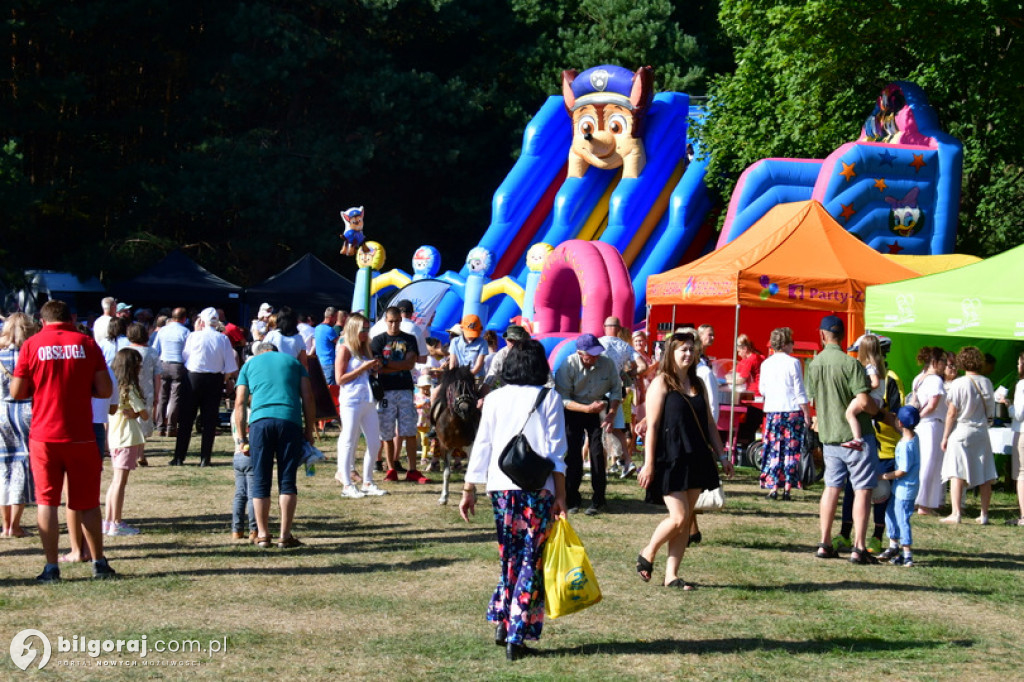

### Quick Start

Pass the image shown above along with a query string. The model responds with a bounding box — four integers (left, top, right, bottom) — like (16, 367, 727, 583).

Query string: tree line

(2, 0, 1020, 291)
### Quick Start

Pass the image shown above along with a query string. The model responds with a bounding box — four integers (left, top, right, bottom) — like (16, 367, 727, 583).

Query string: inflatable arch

(532, 240, 634, 338)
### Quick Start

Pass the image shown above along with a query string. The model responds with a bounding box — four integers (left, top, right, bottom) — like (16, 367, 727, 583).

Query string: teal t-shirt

(237, 352, 309, 426)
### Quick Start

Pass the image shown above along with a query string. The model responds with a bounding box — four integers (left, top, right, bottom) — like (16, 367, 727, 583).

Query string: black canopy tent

(245, 253, 355, 319)
(110, 250, 243, 318)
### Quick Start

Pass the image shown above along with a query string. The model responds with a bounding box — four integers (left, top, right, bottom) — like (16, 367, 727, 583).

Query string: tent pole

(671, 305, 677, 336)
(728, 303, 740, 464)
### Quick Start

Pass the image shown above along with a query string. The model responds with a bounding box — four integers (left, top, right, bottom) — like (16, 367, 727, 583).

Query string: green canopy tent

(864, 243, 1024, 392)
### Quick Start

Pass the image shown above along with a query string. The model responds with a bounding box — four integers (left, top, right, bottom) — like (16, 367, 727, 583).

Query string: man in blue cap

(554, 333, 623, 515)
(805, 315, 880, 564)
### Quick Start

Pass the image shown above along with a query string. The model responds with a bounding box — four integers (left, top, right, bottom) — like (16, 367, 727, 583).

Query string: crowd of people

(2, 297, 1022, 660)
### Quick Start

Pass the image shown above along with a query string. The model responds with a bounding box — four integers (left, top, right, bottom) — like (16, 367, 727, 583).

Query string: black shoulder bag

(498, 387, 555, 491)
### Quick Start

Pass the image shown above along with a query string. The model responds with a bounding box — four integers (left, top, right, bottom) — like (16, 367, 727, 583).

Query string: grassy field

(2, 430, 1023, 681)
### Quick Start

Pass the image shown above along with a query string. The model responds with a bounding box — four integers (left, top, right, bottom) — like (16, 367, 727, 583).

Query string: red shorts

(29, 439, 103, 510)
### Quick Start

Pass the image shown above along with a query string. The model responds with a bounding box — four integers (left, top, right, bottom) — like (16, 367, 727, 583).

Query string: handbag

(498, 387, 554, 491)
(542, 518, 602, 618)
(694, 486, 725, 511)
(369, 374, 385, 402)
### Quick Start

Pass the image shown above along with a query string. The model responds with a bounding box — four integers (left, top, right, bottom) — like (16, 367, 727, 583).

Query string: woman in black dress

(636, 332, 733, 589)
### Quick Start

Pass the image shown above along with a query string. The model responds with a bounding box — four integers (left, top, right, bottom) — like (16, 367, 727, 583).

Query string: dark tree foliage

(697, 0, 1024, 257)
(3, 0, 723, 289)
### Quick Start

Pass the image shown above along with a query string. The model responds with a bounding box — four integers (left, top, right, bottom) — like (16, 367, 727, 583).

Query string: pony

(431, 365, 481, 505)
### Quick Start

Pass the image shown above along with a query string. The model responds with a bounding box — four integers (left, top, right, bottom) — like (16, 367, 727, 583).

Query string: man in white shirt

(153, 307, 191, 437)
(92, 297, 117, 344)
(172, 307, 238, 466)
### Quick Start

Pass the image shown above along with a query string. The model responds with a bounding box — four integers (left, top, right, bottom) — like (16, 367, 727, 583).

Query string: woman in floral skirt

(460, 339, 567, 661)
(1, 313, 39, 537)
(758, 327, 812, 500)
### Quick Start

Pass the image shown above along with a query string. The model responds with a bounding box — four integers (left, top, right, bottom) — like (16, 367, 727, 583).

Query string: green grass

(2, 431, 1022, 680)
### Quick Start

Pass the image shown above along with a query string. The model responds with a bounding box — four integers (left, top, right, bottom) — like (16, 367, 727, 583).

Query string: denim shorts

(249, 417, 304, 498)
(823, 439, 879, 491)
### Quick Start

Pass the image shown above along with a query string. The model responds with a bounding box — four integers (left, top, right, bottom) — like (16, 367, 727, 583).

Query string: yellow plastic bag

(542, 517, 602, 619)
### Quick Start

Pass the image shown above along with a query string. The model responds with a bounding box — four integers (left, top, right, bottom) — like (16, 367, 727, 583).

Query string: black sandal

(815, 542, 839, 559)
(636, 553, 653, 582)
(849, 547, 879, 565)
(665, 578, 695, 590)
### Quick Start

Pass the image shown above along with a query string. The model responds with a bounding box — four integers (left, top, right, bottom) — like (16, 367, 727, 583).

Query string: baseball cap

(897, 405, 920, 429)
(396, 299, 414, 315)
(819, 314, 844, 335)
(502, 325, 529, 342)
(199, 307, 219, 324)
(447, 323, 462, 336)
(258, 302, 274, 319)
(461, 314, 482, 339)
(576, 333, 604, 356)
(603, 316, 621, 327)
(116, 302, 132, 313)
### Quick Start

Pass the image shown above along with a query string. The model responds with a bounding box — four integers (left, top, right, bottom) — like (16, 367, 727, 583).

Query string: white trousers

(337, 401, 381, 486)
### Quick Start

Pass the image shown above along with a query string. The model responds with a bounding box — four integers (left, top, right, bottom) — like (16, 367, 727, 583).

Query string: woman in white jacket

(460, 339, 567, 661)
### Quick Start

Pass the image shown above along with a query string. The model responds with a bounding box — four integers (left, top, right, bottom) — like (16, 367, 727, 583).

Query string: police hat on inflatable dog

(566, 65, 641, 112)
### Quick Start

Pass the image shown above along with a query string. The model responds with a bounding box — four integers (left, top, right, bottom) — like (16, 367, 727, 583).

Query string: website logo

(10, 629, 52, 671)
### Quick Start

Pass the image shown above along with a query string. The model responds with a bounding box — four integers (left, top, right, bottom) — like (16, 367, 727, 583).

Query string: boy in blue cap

(878, 405, 921, 566)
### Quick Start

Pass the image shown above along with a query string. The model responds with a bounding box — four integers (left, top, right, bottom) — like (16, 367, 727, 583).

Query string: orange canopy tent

(646, 200, 921, 356)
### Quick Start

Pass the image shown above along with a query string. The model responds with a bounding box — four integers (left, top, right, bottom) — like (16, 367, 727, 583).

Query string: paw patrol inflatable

(562, 65, 654, 179)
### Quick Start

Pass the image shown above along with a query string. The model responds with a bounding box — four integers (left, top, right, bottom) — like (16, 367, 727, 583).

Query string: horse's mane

(437, 365, 479, 406)
(434, 365, 480, 424)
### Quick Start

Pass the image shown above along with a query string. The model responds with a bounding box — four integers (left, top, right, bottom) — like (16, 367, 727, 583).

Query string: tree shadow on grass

(540, 636, 973, 657)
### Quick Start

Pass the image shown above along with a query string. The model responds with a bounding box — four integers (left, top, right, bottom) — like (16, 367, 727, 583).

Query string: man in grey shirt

(554, 333, 622, 515)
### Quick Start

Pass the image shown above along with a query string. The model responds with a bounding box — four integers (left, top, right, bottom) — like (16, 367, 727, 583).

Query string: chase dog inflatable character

(562, 65, 654, 179)
(340, 206, 366, 256)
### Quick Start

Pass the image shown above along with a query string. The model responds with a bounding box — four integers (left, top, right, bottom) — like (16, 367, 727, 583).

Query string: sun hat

(198, 307, 219, 324)
(502, 325, 529, 342)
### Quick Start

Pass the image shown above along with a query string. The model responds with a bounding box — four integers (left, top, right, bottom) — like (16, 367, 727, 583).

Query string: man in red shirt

(11, 299, 117, 582)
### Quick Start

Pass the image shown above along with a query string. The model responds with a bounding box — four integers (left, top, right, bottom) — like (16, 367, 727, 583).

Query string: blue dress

(0, 348, 34, 506)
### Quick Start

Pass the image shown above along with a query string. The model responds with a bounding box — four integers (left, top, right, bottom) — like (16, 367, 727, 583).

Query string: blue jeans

(321, 363, 336, 386)
(886, 497, 915, 546)
(249, 418, 303, 498)
(232, 451, 256, 533)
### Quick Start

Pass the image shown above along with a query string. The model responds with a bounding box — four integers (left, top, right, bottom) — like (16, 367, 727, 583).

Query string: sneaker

(92, 559, 117, 580)
(36, 565, 61, 583)
(890, 554, 914, 567)
(375, 460, 384, 472)
(567, 507, 580, 514)
(584, 504, 605, 516)
(877, 547, 901, 561)
(405, 470, 431, 484)
(867, 537, 882, 554)
(619, 464, 637, 479)
(106, 522, 140, 537)
(102, 520, 111, 534)
(361, 483, 389, 496)
(341, 485, 366, 499)
(976, 515, 990, 525)
(394, 461, 408, 473)
(832, 535, 852, 552)
(384, 468, 399, 482)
